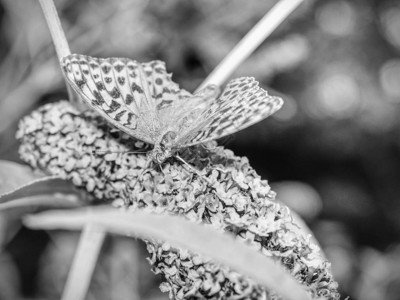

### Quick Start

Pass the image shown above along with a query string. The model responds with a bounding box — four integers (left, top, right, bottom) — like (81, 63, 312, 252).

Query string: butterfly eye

(160, 131, 177, 146)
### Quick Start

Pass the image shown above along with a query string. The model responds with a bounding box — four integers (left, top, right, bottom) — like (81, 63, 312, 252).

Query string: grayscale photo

(0, 1, 399, 299)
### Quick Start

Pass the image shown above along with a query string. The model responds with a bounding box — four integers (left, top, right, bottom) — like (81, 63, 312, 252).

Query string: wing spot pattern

(110, 87, 121, 98)
(156, 99, 173, 109)
(131, 82, 144, 94)
(76, 79, 86, 88)
(124, 112, 135, 126)
(96, 82, 105, 91)
(114, 64, 124, 72)
(104, 100, 121, 113)
(125, 94, 134, 105)
(114, 110, 126, 122)
(93, 90, 105, 105)
(102, 65, 111, 74)
(118, 77, 125, 85)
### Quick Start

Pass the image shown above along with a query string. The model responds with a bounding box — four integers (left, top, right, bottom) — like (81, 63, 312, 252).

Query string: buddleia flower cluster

(17, 100, 340, 299)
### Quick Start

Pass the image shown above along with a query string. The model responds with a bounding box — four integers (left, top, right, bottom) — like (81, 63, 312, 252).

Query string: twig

(38, 0, 70, 59)
(196, 0, 304, 91)
(61, 223, 106, 300)
(38, 0, 78, 104)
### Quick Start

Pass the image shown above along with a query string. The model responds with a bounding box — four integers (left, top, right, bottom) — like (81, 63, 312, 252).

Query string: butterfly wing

(141, 61, 192, 111)
(157, 85, 220, 131)
(61, 54, 190, 144)
(175, 77, 283, 146)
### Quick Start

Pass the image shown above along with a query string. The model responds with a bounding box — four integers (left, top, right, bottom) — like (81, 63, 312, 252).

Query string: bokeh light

(380, 5, 400, 51)
(305, 68, 362, 119)
(273, 181, 322, 221)
(315, 1, 356, 37)
(379, 59, 400, 101)
(272, 94, 298, 121)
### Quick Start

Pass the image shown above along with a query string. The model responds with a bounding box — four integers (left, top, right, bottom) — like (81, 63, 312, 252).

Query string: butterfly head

(147, 147, 173, 164)
(148, 131, 177, 164)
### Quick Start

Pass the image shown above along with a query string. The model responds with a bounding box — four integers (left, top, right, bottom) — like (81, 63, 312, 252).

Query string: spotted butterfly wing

(61, 54, 192, 144)
(61, 54, 283, 151)
(174, 77, 283, 146)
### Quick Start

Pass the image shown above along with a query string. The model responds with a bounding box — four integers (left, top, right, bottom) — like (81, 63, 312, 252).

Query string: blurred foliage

(1, 0, 400, 299)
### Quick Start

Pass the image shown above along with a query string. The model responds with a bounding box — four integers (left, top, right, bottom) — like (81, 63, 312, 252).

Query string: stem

(61, 223, 106, 300)
(38, 0, 70, 59)
(38, 0, 78, 104)
(196, 0, 304, 91)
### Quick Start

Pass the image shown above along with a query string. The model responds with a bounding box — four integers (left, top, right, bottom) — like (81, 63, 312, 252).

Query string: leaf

(0, 160, 84, 212)
(25, 207, 311, 300)
(0, 160, 44, 196)
(0, 176, 80, 202)
(0, 194, 81, 211)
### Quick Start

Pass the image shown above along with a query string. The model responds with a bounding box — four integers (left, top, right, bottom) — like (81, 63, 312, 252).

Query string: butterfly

(61, 54, 283, 164)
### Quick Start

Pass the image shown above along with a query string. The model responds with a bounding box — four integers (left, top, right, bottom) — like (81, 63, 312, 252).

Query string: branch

(38, 0, 78, 104)
(197, 0, 304, 91)
(61, 223, 106, 300)
(38, 0, 70, 59)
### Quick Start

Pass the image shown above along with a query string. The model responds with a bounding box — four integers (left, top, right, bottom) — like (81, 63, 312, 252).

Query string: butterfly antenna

(91, 150, 147, 155)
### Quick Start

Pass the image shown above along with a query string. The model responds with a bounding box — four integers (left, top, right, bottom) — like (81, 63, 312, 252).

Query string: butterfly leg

(175, 154, 210, 185)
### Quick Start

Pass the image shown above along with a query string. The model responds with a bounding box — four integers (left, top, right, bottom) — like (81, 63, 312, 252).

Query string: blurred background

(0, 0, 400, 299)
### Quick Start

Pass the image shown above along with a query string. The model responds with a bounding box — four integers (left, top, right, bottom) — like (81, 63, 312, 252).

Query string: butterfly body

(61, 54, 283, 164)
(146, 131, 176, 164)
